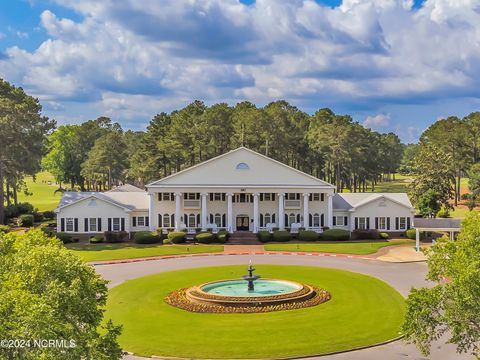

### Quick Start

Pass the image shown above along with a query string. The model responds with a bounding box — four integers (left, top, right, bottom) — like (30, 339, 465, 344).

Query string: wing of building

(55, 147, 415, 236)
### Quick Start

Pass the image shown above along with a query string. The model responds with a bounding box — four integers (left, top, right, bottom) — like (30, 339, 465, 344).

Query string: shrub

(351, 229, 380, 240)
(168, 231, 186, 244)
(322, 229, 350, 241)
(195, 232, 215, 244)
(217, 233, 228, 243)
(217, 229, 230, 240)
(17, 214, 34, 227)
(134, 231, 161, 244)
(55, 232, 73, 243)
(437, 208, 450, 218)
(257, 231, 272, 243)
(272, 230, 291, 242)
(104, 231, 128, 243)
(461, 193, 472, 200)
(379, 232, 389, 239)
(298, 230, 319, 241)
(163, 238, 172, 244)
(0, 224, 10, 234)
(42, 210, 56, 220)
(405, 228, 424, 240)
(5, 202, 35, 219)
(89, 235, 104, 244)
(32, 211, 44, 223)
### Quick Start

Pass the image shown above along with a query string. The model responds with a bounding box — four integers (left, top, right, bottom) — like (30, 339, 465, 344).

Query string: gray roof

(333, 192, 414, 210)
(57, 191, 149, 211)
(108, 184, 145, 192)
(413, 218, 461, 230)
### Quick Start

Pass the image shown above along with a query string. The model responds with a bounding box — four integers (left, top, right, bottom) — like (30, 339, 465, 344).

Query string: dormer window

(236, 162, 250, 170)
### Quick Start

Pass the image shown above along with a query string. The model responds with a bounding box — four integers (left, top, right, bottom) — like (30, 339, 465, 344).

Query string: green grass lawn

(264, 239, 414, 255)
(105, 265, 405, 358)
(66, 243, 224, 262)
(17, 171, 62, 211)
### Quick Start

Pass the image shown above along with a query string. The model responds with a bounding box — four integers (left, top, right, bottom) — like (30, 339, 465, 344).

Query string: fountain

(242, 260, 261, 292)
(165, 262, 331, 313)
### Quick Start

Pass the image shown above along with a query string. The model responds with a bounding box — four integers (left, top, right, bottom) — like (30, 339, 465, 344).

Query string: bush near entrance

(134, 231, 161, 244)
(104, 231, 128, 243)
(167, 231, 186, 244)
(273, 230, 291, 242)
(298, 230, 320, 241)
(322, 229, 350, 241)
(257, 230, 272, 242)
(351, 229, 380, 240)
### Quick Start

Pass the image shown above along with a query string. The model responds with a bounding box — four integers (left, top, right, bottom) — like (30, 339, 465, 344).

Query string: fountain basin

(201, 279, 301, 297)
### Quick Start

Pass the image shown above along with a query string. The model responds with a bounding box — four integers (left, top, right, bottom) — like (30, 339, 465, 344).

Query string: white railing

(306, 226, 323, 233)
(183, 199, 200, 209)
(284, 199, 301, 209)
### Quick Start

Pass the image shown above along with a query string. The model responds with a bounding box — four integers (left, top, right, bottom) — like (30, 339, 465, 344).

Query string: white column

(201, 192, 208, 230)
(174, 192, 182, 230)
(415, 228, 420, 252)
(303, 193, 310, 228)
(148, 193, 155, 231)
(278, 193, 285, 229)
(227, 193, 233, 233)
(253, 193, 259, 233)
(327, 193, 333, 228)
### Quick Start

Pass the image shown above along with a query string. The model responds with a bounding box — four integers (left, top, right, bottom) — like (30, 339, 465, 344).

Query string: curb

(91, 251, 375, 266)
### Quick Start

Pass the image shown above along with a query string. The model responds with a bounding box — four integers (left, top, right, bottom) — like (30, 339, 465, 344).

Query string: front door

(236, 216, 250, 231)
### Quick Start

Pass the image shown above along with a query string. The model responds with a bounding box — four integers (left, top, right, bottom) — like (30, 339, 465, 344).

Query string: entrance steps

(228, 231, 260, 245)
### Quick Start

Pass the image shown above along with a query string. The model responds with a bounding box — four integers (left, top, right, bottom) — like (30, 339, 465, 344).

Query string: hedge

(168, 231, 186, 244)
(351, 229, 380, 240)
(33, 211, 44, 223)
(55, 232, 73, 244)
(272, 230, 291, 242)
(134, 231, 161, 244)
(89, 235, 104, 244)
(42, 210, 56, 220)
(217, 233, 228, 243)
(4, 202, 34, 218)
(257, 231, 272, 243)
(17, 214, 34, 227)
(379, 232, 389, 239)
(405, 228, 424, 240)
(298, 230, 319, 241)
(322, 229, 350, 241)
(195, 232, 215, 244)
(104, 231, 128, 243)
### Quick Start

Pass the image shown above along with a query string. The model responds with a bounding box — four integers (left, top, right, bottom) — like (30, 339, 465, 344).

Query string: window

(313, 193, 320, 201)
(236, 162, 249, 170)
(264, 193, 271, 201)
(137, 216, 145, 227)
(377, 217, 387, 230)
(313, 213, 320, 227)
(185, 193, 199, 200)
(334, 216, 344, 226)
(358, 217, 367, 230)
(162, 192, 171, 201)
(66, 218, 74, 232)
(214, 193, 222, 201)
(163, 214, 170, 228)
(89, 218, 97, 232)
(286, 193, 299, 200)
(235, 193, 251, 203)
(112, 218, 120, 231)
(264, 213, 272, 225)
(399, 217, 407, 230)
(214, 213, 222, 227)
(188, 214, 196, 227)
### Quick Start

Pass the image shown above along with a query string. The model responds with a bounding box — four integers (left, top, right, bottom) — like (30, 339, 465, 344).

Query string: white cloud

(0, 32, 5, 40)
(364, 113, 391, 128)
(0, 0, 480, 137)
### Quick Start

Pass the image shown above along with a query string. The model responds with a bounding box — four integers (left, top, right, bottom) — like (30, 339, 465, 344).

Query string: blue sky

(1, 0, 479, 143)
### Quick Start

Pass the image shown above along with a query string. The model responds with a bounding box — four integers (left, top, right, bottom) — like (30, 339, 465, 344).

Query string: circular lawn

(105, 265, 405, 359)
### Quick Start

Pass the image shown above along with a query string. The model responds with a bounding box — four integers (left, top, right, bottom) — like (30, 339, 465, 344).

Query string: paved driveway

(95, 254, 472, 360)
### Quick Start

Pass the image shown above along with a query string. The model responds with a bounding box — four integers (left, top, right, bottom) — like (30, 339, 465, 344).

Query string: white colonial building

(55, 147, 415, 236)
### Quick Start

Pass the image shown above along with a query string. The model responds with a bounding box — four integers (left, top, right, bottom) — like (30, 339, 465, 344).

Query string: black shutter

(158, 193, 162, 201)
(146, 216, 149, 227)
(344, 216, 348, 226)
(250, 194, 253, 202)
(196, 193, 200, 200)
(407, 217, 411, 229)
(132, 217, 137, 227)
(232, 195, 236, 203)
(84, 218, 88, 232)
(158, 214, 162, 227)
(209, 193, 213, 201)
(222, 193, 225, 201)
(272, 213, 276, 224)
(375, 217, 378, 229)
(222, 214, 226, 227)
(284, 214, 288, 226)
(61, 218, 65, 232)
(210, 214, 213, 223)
(309, 214, 312, 225)
(321, 214, 325, 227)
(309, 194, 312, 201)
(108, 218, 112, 231)
(366, 218, 370, 230)
(98, 218, 102, 231)
(272, 193, 276, 201)
(321, 193, 325, 201)
(355, 217, 358, 230)
(74, 218, 78, 232)
(260, 193, 264, 201)
(121, 218, 125, 231)
(197, 214, 201, 226)
(395, 217, 399, 230)
(387, 218, 390, 230)
(171, 214, 175, 227)
(260, 214, 264, 227)
(333, 216, 336, 226)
